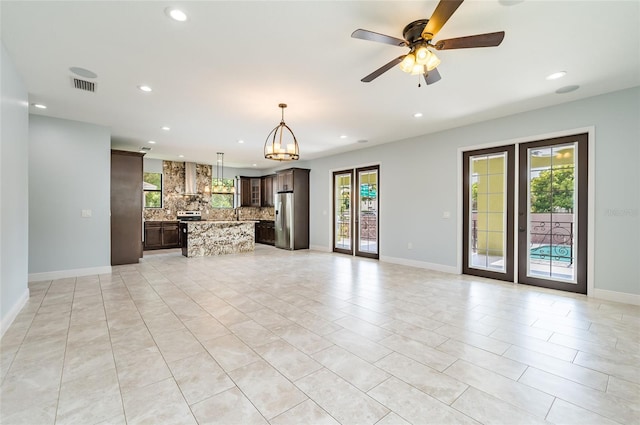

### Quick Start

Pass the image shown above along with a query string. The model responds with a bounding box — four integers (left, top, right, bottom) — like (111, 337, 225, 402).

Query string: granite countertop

(188, 220, 258, 224)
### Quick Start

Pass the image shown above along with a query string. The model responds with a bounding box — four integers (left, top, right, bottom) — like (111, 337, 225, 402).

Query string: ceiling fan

(351, 0, 505, 85)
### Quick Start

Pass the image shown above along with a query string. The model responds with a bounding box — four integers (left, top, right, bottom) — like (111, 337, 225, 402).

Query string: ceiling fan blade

(351, 29, 408, 47)
(424, 68, 442, 85)
(361, 56, 405, 83)
(434, 31, 505, 50)
(422, 0, 464, 39)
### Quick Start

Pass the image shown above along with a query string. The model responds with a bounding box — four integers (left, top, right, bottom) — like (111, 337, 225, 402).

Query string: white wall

(143, 157, 163, 173)
(28, 115, 111, 280)
(0, 43, 30, 334)
(307, 87, 640, 299)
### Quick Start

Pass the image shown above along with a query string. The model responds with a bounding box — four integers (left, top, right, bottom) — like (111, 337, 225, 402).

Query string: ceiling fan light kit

(351, 0, 505, 86)
(264, 103, 300, 161)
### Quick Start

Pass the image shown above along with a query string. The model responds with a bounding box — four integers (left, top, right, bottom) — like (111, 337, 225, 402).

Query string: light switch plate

(81, 209, 92, 218)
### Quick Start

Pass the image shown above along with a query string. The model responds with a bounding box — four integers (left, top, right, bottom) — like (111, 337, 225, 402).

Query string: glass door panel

(333, 170, 353, 254)
(463, 146, 514, 281)
(356, 166, 379, 258)
(519, 134, 587, 293)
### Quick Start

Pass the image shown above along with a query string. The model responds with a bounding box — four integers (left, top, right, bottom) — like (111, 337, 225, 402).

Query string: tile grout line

(52, 277, 76, 425)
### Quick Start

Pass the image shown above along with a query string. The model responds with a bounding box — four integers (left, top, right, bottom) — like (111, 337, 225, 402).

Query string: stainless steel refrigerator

(275, 191, 309, 250)
(275, 192, 293, 249)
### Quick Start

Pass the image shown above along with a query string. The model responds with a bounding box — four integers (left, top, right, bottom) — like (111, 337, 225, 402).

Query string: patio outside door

(463, 133, 588, 294)
(463, 146, 515, 282)
(333, 166, 379, 259)
(518, 134, 587, 293)
(333, 170, 353, 255)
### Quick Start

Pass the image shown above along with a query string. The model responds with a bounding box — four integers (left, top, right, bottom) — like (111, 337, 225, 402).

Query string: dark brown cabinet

(111, 150, 144, 265)
(144, 221, 180, 250)
(163, 222, 180, 247)
(144, 222, 163, 249)
(239, 177, 262, 207)
(277, 169, 295, 192)
(255, 220, 275, 245)
(240, 178, 251, 206)
(261, 174, 276, 207)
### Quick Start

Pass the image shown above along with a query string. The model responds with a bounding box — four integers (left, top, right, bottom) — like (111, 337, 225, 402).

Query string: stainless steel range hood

(184, 162, 198, 195)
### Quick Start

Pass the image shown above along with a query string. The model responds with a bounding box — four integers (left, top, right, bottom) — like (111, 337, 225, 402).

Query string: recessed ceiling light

(32, 103, 47, 109)
(138, 85, 152, 92)
(238, 140, 245, 144)
(165, 7, 188, 22)
(413, 112, 423, 118)
(161, 126, 170, 131)
(340, 135, 347, 139)
(555, 85, 580, 94)
(546, 71, 567, 80)
(252, 164, 257, 167)
(178, 155, 184, 158)
(148, 140, 156, 144)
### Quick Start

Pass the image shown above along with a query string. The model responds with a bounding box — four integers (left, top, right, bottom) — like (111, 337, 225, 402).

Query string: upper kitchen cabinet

(111, 150, 144, 265)
(277, 169, 294, 192)
(276, 168, 309, 193)
(261, 174, 276, 207)
(239, 176, 261, 207)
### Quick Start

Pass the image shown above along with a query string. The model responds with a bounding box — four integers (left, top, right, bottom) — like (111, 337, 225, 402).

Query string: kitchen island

(180, 221, 256, 257)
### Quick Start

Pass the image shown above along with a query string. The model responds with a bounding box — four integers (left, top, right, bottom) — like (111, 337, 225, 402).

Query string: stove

(177, 210, 202, 221)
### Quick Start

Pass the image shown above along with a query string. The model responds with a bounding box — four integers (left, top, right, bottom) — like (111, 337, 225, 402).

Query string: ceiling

(2, 1, 639, 169)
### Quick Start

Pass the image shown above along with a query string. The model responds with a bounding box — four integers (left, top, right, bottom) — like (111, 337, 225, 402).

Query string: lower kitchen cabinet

(255, 220, 275, 245)
(144, 221, 181, 250)
(162, 222, 180, 247)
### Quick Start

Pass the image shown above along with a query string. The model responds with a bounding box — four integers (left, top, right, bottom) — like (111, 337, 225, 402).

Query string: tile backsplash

(143, 160, 274, 221)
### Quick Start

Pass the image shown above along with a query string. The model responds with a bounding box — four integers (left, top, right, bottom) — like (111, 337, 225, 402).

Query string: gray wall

(307, 87, 640, 297)
(28, 115, 111, 276)
(0, 43, 29, 333)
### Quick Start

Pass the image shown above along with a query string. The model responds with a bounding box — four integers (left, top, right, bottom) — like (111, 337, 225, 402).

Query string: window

(143, 172, 162, 208)
(211, 178, 235, 208)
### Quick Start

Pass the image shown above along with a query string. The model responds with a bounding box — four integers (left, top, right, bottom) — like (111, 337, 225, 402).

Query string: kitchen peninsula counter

(181, 220, 256, 257)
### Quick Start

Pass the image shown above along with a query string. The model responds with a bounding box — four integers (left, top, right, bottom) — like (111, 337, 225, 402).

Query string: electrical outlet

(408, 242, 413, 250)
(81, 209, 92, 218)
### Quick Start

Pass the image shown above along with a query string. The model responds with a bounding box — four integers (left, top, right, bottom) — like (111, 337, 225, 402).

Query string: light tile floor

(1, 245, 639, 424)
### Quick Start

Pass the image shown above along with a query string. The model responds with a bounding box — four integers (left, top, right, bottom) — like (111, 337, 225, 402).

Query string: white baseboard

(309, 245, 332, 253)
(1, 287, 29, 338)
(591, 288, 640, 306)
(380, 255, 458, 274)
(308, 247, 458, 274)
(28, 265, 112, 282)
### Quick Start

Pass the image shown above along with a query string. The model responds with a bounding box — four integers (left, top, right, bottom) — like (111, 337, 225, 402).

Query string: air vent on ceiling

(139, 146, 152, 151)
(72, 77, 96, 92)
